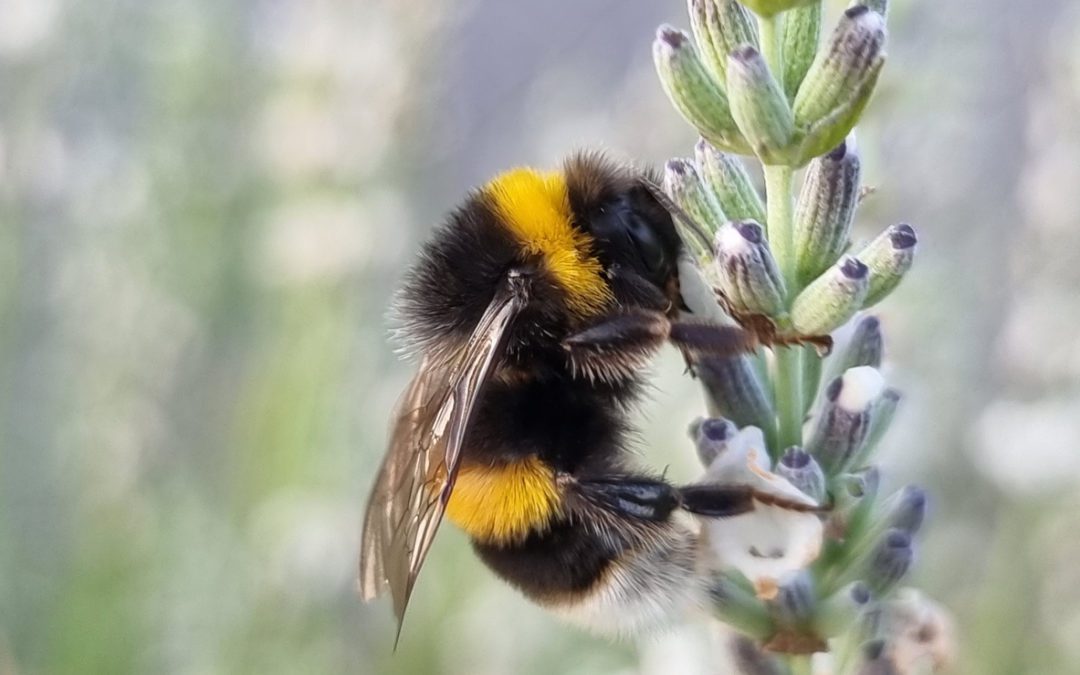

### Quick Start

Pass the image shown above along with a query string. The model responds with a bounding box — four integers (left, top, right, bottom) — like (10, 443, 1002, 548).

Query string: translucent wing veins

(358, 275, 529, 640)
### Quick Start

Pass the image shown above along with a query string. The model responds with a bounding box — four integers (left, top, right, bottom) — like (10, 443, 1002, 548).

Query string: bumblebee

(360, 153, 815, 639)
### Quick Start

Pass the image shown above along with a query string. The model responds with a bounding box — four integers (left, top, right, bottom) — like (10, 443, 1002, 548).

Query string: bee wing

(359, 279, 527, 635)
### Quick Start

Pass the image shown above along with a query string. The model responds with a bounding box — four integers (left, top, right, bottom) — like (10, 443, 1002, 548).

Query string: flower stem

(758, 14, 784, 98)
(763, 164, 796, 293)
(763, 163, 803, 451)
(773, 342, 803, 451)
(789, 654, 813, 675)
(758, 14, 805, 454)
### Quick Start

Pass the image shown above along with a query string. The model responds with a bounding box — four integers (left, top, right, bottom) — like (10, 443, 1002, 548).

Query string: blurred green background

(2, 0, 1080, 673)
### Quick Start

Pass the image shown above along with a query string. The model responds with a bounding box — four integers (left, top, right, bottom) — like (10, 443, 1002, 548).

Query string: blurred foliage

(1, 0, 1080, 674)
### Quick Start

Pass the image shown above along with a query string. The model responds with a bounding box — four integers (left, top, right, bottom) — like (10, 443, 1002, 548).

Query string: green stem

(763, 163, 802, 451)
(788, 655, 813, 675)
(758, 14, 784, 92)
(763, 164, 796, 287)
(773, 342, 803, 451)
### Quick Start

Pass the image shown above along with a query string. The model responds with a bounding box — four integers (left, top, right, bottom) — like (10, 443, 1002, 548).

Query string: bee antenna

(641, 179, 713, 254)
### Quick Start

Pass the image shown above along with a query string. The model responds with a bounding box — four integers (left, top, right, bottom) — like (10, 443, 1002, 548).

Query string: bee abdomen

(473, 518, 704, 637)
(472, 518, 615, 599)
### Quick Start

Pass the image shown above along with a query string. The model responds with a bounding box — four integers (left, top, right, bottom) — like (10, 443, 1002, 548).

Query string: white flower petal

(696, 425, 824, 593)
(704, 426, 818, 507)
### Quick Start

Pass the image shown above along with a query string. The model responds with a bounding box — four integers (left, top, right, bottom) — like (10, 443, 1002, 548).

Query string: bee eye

(624, 212, 666, 273)
(590, 196, 668, 279)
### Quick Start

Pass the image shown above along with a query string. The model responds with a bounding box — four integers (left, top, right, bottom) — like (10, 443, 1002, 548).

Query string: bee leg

(562, 310, 671, 382)
(679, 484, 827, 517)
(677, 484, 756, 518)
(563, 310, 670, 353)
(666, 321, 759, 357)
(574, 476, 682, 521)
(565, 311, 759, 357)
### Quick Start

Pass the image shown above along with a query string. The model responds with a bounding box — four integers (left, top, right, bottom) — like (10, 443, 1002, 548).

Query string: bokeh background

(2, 0, 1080, 673)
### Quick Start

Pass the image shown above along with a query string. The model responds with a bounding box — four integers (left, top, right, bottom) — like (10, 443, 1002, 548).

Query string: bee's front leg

(562, 310, 757, 382)
(679, 483, 828, 516)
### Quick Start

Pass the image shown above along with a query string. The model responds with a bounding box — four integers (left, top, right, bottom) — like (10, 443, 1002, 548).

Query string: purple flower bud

(807, 367, 885, 474)
(868, 528, 914, 594)
(850, 581, 872, 606)
(857, 639, 900, 675)
(692, 416, 739, 467)
(777, 447, 827, 502)
(714, 220, 787, 316)
(835, 314, 884, 375)
(794, 134, 862, 286)
(697, 355, 775, 436)
(888, 485, 927, 534)
(773, 571, 816, 625)
(858, 222, 918, 307)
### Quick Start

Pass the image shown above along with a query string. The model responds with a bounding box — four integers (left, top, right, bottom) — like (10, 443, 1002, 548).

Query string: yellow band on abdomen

(446, 456, 561, 545)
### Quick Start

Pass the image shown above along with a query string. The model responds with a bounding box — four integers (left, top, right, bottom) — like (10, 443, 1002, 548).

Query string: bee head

(562, 152, 683, 312)
(395, 154, 685, 362)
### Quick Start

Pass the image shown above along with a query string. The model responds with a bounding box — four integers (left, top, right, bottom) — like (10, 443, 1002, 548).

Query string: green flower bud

(808, 366, 884, 474)
(695, 139, 766, 223)
(791, 256, 869, 336)
(698, 355, 776, 433)
(782, 3, 821, 98)
(794, 136, 861, 285)
(797, 58, 883, 165)
(794, 7, 886, 124)
(739, 0, 818, 19)
(654, 26, 750, 154)
(664, 159, 727, 260)
(727, 46, 796, 164)
(714, 220, 787, 316)
(688, 0, 758, 85)
(858, 223, 917, 307)
(793, 7, 886, 163)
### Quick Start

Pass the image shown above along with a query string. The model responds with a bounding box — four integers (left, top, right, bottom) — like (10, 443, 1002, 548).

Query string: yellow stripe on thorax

(486, 168, 611, 316)
(445, 456, 561, 545)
